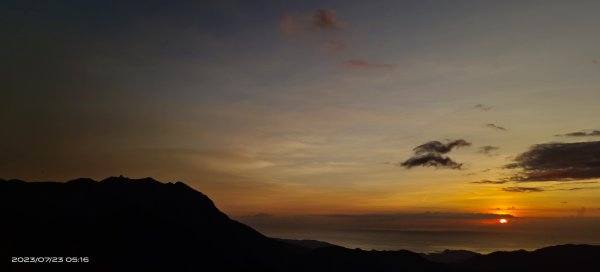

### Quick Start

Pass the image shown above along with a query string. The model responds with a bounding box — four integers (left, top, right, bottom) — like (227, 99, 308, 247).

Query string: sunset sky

(3, 0, 600, 229)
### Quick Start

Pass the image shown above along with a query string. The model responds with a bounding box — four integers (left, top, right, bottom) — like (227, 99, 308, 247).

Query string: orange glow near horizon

(499, 218, 509, 224)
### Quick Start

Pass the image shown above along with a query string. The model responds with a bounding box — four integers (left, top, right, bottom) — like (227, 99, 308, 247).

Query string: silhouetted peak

(0, 179, 26, 184)
(66, 177, 97, 184)
(171, 180, 205, 194)
(173, 180, 191, 188)
(532, 244, 600, 256)
(101, 176, 161, 185)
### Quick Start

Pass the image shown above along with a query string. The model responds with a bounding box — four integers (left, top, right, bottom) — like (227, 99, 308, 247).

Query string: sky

(3, 0, 600, 243)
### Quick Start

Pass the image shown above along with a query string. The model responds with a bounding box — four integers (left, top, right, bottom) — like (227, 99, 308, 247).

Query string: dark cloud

(472, 179, 510, 184)
(400, 153, 463, 169)
(400, 139, 471, 170)
(414, 140, 471, 154)
(486, 123, 507, 131)
(479, 145, 499, 156)
(343, 59, 396, 69)
(506, 141, 600, 181)
(555, 130, 600, 137)
(502, 186, 544, 193)
(474, 104, 492, 111)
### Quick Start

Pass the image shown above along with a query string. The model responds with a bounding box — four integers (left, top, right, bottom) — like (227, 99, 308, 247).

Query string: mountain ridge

(1, 177, 599, 272)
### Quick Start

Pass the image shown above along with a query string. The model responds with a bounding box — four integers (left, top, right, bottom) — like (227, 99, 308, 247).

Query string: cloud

(280, 15, 299, 34)
(505, 141, 600, 181)
(400, 153, 463, 169)
(414, 139, 471, 154)
(502, 186, 544, 193)
(472, 179, 510, 184)
(555, 130, 600, 137)
(343, 59, 396, 69)
(474, 104, 492, 111)
(556, 187, 600, 191)
(321, 212, 515, 220)
(486, 123, 507, 131)
(312, 10, 346, 30)
(479, 145, 499, 156)
(280, 10, 346, 34)
(400, 139, 471, 170)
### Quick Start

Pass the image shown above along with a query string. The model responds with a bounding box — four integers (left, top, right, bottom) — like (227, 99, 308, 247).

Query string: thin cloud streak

(502, 186, 544, 193)
(486, 123, 507, 131)
(474, 104, 492, 111)
(479, 145, 500, 156)
(555, 130, 600, 137)
(343, 59, 396, 69)
(472, 179, 510, 184)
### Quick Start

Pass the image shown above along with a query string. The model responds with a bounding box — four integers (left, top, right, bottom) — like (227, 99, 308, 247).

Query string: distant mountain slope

(275, 238, 337, 250)
(421, 249, 481, 264)
(291, 245, 447, 272)
(458, 244, 600, 272)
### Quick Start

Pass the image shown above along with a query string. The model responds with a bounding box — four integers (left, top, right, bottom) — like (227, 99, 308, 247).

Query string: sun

(499, 218, 509, 224)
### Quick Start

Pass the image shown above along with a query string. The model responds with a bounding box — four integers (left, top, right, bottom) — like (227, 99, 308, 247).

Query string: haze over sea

(237, 215, 600, 253)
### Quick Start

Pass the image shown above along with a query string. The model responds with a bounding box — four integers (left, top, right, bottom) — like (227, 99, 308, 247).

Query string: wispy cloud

(474, 104, 492, 111)
(312, 10, 346, 30)
(502, 185, 598, 193)
(400, 139, 471, 170)
(502, 186, 544, 193)
(280, 10, 347, 34)
(342, 59, 396, 69)
(479, 145, 500, 156)
(556, 187, 600, 191)
(486, 123, 507, 131)
(472, 179, 510, 184)
(555, 130, 600, 137)
(320, 212, 515, 220)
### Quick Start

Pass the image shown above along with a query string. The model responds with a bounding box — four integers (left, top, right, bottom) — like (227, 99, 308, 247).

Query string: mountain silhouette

(457, 244, 600, 272)
(421, 249, 481, 264)
(0, 177, 300, 271)
(1, 177, 599, 272)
